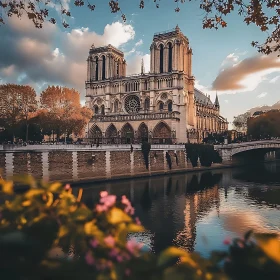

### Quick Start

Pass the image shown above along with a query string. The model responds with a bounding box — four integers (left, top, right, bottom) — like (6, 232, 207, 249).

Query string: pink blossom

(125, 268, 131, 276)
(100, 195, 116, 207)
(96, 204, 107, 212)
(116, 255, 123, 262)
(109, 248, 119, 258)
(90, 239, 99, 248)
(64, 184, 71, 190)
(223, 238, 231, 245)
(122, 196, 135, 215)
(135, 217, 141, 225)
(100, 191, 108, 198)
(104, 235, 115, 247)
(85, 251, 95, 266)
(126, 239, 142, 254)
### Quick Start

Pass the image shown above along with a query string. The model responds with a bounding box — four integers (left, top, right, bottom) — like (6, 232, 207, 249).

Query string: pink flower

(85, 251, 95, 266)
(126, 239, 142, 255)
(100, 195, 116, 207)
(90, 239, 99, 248)
(125, 268, 131, 276)
(223, 238, 231, 245)
(64, 184, 71, 190)
(104, 235, 115, 247)
(135, 217, 141, 225)
(122, 195, 135, 215)
(109, 248, 119, 258)
(100, 191, 108, 198)
(116, 255, 123, 262)
(96, 204, 107, 212)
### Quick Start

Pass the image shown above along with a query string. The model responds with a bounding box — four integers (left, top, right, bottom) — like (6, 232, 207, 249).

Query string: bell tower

(150, 25, 192, 76)
(87, 44, 126, 81)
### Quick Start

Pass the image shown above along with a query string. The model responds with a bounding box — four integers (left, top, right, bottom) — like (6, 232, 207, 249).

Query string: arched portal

(105, 124, 118, 144)
(153, 122, 172, 144)
(121, 123, 134, 144)
(89, 124, 102, 144)
(138, 123, 149, 143)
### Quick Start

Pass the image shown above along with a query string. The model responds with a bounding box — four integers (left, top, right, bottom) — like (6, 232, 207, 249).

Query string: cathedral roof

(194, 88, 213, 106)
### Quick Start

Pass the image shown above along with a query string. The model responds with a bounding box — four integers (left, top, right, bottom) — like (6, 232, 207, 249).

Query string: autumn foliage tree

(0, 1, 280, 55)
(0, 84, 37, 142)
(247, 110, 280, 139)
(38, 86, 92, 140)
(233, 112, 251, 132)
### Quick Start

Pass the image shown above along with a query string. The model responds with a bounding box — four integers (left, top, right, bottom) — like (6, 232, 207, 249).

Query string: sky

(0, 0, 280, 127)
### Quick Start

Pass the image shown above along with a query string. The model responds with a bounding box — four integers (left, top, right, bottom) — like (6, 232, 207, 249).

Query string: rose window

(124, 95, 140, 113)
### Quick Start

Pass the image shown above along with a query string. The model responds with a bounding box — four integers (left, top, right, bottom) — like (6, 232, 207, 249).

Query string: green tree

(233, 112, 251, 133)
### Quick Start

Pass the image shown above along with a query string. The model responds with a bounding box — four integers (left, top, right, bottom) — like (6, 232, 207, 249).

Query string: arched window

(101, 105, 105, 115)
(116, 61, 119, 77)
(95, 57, 99, 81)
(167, 101, 172, 112)
(159, 44, 164, 73)
(168, 42, 172, 72)
(114, 100, 119, 112)
(102, 56, 106, 80)
(144, 98, 150, 111)
(94, 106, 99, 114)
(159, 102, 164, 111)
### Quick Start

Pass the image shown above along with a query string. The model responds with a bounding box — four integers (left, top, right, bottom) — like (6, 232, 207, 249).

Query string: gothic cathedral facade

(85, 26, 228, 144)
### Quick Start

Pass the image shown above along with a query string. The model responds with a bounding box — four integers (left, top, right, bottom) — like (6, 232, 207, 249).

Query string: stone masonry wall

(0, 153, 5, 177)
(111, 151, 131, 176)
(49, 151, 73, 181)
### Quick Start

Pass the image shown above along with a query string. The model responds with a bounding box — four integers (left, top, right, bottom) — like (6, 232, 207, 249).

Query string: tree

(233, 112, 251, 132)
(39, 86, 92, 140)
(0, 1, 279, 55)
(0, 84, 37, 142)
(247, 110, 280, 139)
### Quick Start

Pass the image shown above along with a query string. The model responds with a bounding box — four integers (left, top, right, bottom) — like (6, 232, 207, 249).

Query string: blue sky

(0, 0, 280, 127)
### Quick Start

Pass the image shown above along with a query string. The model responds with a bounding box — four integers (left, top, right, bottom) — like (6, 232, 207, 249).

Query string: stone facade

(85, 26, 228, 144)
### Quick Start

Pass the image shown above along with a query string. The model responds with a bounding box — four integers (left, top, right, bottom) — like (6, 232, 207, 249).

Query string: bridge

(214, 140, 280, 162)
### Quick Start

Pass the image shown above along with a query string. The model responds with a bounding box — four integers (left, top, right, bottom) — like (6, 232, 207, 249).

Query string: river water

(81, 161, 280, 257)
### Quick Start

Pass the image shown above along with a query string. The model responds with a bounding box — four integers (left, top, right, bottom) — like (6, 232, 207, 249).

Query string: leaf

(22, 200, 31, 207)
(157, 247, 192, 267)
(48, 182, 62, 193)
(107, 207, 132, 225)
(126, 223, 145, 233)
(0, 180, 13, 194)
(25, 189, 44, 199)
(255, 234, 280, 264)
(58, 225, 69, 238)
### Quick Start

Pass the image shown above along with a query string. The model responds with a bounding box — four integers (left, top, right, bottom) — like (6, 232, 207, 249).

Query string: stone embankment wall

(0, 144, 190, 183)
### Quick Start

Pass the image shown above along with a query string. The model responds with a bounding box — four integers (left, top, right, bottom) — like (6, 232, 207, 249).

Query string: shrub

(0, 177, 280, 280)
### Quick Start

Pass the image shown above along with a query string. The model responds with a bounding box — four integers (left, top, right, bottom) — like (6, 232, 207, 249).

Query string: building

(85, 26, 228, 144)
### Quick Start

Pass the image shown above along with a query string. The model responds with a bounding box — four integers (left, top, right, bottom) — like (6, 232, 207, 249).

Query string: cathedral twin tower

(85, 26, 227, 144)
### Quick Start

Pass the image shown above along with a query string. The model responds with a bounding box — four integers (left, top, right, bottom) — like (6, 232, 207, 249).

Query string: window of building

(144, 80, 148, 90)
(101, 105, 105, 115)
(94, 106, 99, 114)
(159, 102, 164, 111)
(144, 98, 150, 111)
(116, 61, 119, 77)
(159, 44, 164, 73)
(102, 56, 106, 80)
(167, 101, 172, 112)
(95, 57, 98, 81)
(114, 100, 119, 112)
(168, 42, 172, 72)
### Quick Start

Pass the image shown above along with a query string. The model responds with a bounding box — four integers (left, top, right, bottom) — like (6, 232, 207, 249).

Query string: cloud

(269, 75, 280, 83)
(135, 39, 143, 47)
(257, 92, 268, 99)
(126, 53, 150, 75)
(0, 17, 135, 97)
(212, 54, 280, 93)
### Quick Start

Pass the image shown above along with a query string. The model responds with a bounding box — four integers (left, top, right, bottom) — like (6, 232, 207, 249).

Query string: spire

(141, 58, 145, 74)
(215, 91, 220, 107)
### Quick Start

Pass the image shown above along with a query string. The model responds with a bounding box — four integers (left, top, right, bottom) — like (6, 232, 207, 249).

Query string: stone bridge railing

(0, 144, 185, 152)
(214, 140, 280, 161)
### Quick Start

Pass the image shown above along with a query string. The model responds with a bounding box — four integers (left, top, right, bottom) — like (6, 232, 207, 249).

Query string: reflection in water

(81, 162, 280, 256)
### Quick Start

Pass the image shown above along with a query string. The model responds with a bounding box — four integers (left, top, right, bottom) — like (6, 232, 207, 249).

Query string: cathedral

(85, 26, 228, 144)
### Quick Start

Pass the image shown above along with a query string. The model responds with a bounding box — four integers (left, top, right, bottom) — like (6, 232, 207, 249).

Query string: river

(80, 161, 280, 257)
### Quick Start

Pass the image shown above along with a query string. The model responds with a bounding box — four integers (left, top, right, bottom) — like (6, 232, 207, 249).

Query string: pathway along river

(80, 161, 280, 257)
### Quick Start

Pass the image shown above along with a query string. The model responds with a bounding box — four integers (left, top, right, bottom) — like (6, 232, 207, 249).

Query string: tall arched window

(167, 101, 172, 112)
(114, 100, 119, 112)
(95, 57, 99, 81)
(168, 42, 172, 72)
(94, 106, 99, 114)
(116, 61, 119, 77)
(101, 105, 105, 115)
(159, 44, 164, 73)
(159, 102, 164, 111)
(144, 98, 150, 111)
(102, 55, 106, 80)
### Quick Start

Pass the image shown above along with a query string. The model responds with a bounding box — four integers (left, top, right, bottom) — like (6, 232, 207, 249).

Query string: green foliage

(0, 177, 280, 280)
(185, 144, 222, 167)
(141, 142, 151, 170)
